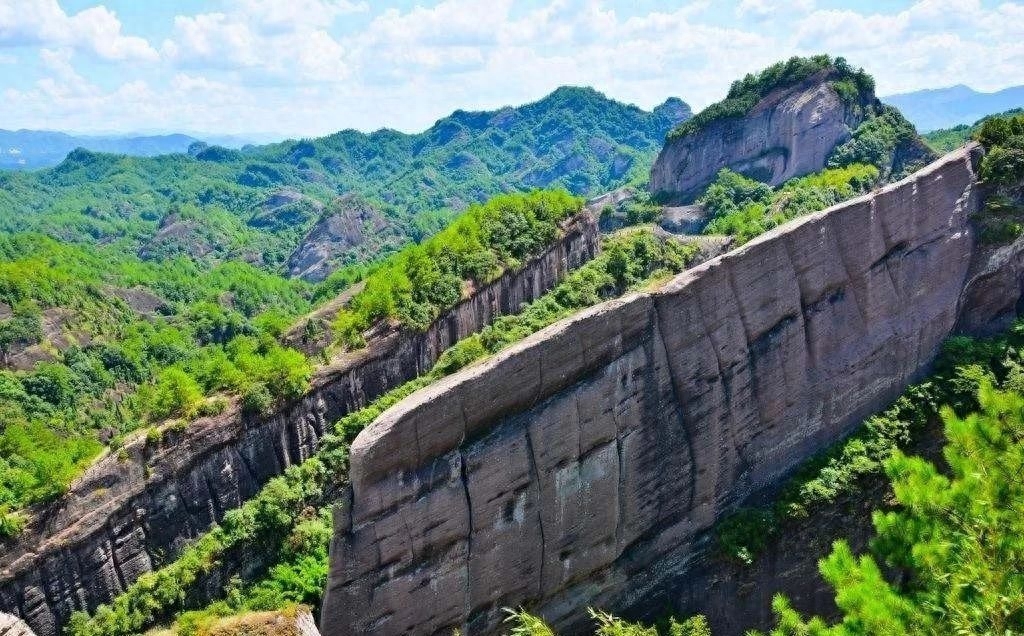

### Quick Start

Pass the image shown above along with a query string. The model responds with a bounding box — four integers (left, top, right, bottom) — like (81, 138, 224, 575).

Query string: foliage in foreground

(764, 381, 1024, 635)
(503, 607, 711, 636)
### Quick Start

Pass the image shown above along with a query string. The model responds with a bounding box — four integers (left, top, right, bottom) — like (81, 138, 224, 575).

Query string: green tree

(766, 381, 1024, 635)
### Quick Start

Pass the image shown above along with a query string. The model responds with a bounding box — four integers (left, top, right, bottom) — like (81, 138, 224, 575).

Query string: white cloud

(0, 0, 157, 61)
(161, 0, 358, 82)
(3, 0, 1024, 136)
(737, 0, 814, 19)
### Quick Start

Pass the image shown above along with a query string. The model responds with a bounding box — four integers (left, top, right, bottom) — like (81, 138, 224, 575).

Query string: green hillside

(0, 87, 689, 273)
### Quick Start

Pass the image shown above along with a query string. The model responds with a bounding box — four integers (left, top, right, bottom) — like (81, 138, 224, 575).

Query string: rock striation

(322, 145, 1011, 635)
(650, 70, 867, 202)
(0, 214, 599, 636)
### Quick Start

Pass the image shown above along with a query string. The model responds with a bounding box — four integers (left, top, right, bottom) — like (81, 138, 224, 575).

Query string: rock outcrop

(287, 194, 405, 282)
(322, 145, 1011, 635)
(0, 214, 599, 636)
(0, 614, 35, 636)
(650, 70, 867, 202)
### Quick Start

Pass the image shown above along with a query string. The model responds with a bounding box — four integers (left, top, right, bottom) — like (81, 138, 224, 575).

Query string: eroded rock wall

(0, 214, 599, 636)
(323, 145, 995, 635)
(649, 70, 865, 202)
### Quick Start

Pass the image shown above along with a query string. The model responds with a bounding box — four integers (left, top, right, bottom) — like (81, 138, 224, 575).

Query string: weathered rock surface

(287, 194, 405, 282)
(0, 214, 599, 636)
(650, 70, 867, 202)
(322, 146, 1008, 635)
(0, 613, 35, 636)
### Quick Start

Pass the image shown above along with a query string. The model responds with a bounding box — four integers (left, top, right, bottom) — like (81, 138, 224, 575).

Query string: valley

(0, 39, 1023, 636)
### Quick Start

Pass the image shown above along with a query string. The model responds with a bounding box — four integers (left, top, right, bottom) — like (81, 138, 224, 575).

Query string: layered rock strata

(0, 214, 599, 636)
(323, 145, 998, 635)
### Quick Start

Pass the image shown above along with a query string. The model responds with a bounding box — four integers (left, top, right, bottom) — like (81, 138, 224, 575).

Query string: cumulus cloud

(161, 0, 359, 82)
(0, 0, 157, 61)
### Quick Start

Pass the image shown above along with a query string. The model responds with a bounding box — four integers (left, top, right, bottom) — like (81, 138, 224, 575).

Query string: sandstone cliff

(0, 214, 599, 636)
(322, 145, 1012, 635)
(649, 69, 865, 202)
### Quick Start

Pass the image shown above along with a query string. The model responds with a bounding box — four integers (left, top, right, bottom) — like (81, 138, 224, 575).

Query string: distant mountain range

(0, 130, 259, 170)
(883, 84, 1024, 132)
(0, 86, 691, 272)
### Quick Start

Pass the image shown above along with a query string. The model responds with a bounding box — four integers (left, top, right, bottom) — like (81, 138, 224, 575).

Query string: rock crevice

(323, 145, 1020, 635)
(0, 214, 599, 636)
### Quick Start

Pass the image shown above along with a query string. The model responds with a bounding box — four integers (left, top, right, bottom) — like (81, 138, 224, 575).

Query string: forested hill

(0, 87, 689, 272)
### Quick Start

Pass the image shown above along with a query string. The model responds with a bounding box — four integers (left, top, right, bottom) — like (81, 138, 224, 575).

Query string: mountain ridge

(884, 83, 1024, 132)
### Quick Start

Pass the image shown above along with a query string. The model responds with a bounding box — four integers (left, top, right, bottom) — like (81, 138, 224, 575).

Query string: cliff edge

(322, 145, 1003, 635)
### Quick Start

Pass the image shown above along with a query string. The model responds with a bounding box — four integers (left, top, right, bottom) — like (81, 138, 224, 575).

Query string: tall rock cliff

(322, 145, 1017, 635)
(650, 68, 869, 202)
(0, 215, 599, 636)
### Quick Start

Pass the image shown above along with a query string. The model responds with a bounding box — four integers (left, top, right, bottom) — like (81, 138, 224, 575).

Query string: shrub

(241, 383, 273, 415)
(331, 189, 583, 345)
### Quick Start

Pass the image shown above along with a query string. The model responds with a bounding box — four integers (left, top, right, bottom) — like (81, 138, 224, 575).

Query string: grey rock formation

(0, 214, 599, 636)
(650, 70, 865, 202)
(287, 194, 405, 282)
(322, 146, 1010, 635)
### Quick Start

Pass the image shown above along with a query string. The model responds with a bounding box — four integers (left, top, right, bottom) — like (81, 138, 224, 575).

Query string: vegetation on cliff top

(699, 163, 878, 244)
(68, 228, 702, 636)
(668, 55, 874, 140)
(921, 107, 1024, 153)
(331, 189, 583, 345)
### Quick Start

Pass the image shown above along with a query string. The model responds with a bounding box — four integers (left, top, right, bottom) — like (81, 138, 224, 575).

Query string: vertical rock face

(649, 71, 865, 202)
(0, 214, 599, 636)
(322, 146, 1001, 635)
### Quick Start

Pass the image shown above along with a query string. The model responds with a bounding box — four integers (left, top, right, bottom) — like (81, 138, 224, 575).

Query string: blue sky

(1, 0, 1022, 137)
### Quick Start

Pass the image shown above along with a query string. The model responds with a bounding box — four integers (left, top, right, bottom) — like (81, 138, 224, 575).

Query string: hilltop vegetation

(0, 87, 688, 274)
(669, 55, 873, 140)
